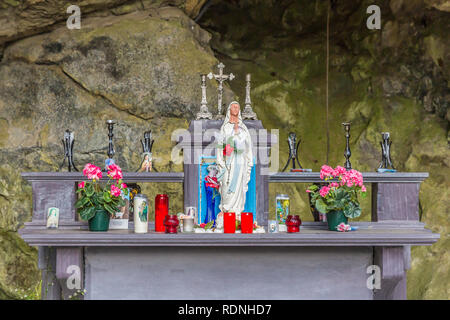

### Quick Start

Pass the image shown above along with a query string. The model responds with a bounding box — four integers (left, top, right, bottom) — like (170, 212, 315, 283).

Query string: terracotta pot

(163, 214, 179, 234)
(286, 215, 301, 233)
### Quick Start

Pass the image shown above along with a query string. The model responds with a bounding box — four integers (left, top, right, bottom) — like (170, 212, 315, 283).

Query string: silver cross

(207, 62, 235, 116)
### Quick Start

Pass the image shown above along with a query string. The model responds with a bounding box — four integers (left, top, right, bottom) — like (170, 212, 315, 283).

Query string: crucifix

(207, 62, 234, 118)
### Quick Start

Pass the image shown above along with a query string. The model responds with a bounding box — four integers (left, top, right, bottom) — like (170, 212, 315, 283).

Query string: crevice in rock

(59, 66, 151, 122)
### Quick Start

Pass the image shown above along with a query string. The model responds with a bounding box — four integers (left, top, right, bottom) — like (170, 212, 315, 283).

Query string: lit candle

(155, 194, 169, 232)
(241, 212, 253, 234)
(223, 212, 236, 233)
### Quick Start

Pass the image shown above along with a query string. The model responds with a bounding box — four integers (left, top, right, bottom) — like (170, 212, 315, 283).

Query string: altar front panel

(84, 246, 374, 300)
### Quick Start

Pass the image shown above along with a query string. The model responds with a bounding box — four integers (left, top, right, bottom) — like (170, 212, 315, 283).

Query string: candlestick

(242, 73, 258, 120)
(342, 122, 352, 170)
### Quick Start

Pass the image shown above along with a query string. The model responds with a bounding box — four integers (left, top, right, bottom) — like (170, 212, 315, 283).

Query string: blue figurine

(204, 164, 220, 225)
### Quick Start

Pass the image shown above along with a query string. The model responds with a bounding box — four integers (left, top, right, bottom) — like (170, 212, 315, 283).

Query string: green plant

(75, 163, 127, 220)
(307, 165, 367, 218)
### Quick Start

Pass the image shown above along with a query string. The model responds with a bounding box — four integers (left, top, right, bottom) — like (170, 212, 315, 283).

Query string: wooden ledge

(19, 225, 439, 247)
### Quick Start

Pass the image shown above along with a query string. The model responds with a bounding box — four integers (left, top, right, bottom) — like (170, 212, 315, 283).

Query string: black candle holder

(377, 132, 396, 173)
(342, 122, 352, 170)
(59, 130, 78, 172)
(104, 120, 116, 171)
(137, 130, 158, 172)
(281, 132, 311, 172)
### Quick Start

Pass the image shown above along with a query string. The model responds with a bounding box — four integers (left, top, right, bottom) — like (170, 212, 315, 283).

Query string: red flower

(223, 144, 234, 156)
(199, 223, 206, 228)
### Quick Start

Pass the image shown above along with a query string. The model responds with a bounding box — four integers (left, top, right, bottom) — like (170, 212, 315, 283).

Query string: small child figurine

(204, 164, 220, 225)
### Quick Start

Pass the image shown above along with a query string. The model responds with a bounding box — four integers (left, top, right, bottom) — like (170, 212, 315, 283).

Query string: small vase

(88, 209, 110, 232)
(163, 214, 179, 234)
(326, 210, 348, 231)
(286, 215, 301, 233)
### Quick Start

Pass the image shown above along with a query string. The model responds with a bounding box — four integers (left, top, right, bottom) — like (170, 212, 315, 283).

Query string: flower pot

(88, 209, 110, 232)
(286, 215, 301, 233)
(163, 214, 179, 234)
(326, 210, 348, 231)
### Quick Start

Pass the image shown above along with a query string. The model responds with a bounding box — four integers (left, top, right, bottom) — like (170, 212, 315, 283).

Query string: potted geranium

(307, 165, 367, 231)
(76, 163, 127, 231)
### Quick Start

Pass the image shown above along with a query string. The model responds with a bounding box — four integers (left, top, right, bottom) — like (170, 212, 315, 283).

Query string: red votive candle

(241, 212, 253, 234)
(155, 194, 169, 232)
(223, 212, 236, 233)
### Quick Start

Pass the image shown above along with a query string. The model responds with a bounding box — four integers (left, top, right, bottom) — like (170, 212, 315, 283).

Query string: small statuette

(281, 132, 311, 172)
(207, 62, 235, 118)
(196, 74, 212, 120)
(137, 130, 156, 172)
(242, 74, 258, 120)
(342, 122, 352, 170)
(46, 207, 59, 229)
(105, 120, 116, 171)
(59, 130, 79, 172)
(377, 132, 397, 173)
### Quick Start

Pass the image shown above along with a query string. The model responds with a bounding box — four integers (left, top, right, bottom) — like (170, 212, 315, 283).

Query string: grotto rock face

(0, 6, 230, 299)
(197, 0, 449, 300)
(0, 0, 449, 299)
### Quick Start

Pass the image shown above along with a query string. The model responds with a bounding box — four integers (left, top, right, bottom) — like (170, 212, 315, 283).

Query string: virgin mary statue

(216, 101, 253, 219)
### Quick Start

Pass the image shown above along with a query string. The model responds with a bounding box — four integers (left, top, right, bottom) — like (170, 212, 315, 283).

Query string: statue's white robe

(216, 121, 253, 219)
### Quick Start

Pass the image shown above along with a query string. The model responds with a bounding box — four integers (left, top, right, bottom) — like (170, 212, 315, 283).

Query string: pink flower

(336, 223, 351, 232)
(110, 184, 121, 197)
(329, 182, 339, 188)
(320, 165, 334, 180)
(306, 189, 311, 193)
(78, 181, 85, 189)
(223, 144, 234, 157)
(361, 185, 367, 192)
(121, 183, 127, 189)
(332, 166, 347, 177)
(319, 186, 330, 197)
(82, 163, 102, 180)
(107, 164, 123, 180)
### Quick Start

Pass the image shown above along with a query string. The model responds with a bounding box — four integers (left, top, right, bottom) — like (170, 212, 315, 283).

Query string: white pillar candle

(183, 218, 194, 232)
(134, 194, 149, 233)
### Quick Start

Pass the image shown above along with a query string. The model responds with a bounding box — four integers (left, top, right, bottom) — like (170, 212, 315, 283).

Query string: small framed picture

(268, 220, 278, 233)
(46, 207, 59, 229)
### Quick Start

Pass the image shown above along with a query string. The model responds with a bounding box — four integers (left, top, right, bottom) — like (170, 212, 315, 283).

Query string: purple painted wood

(38, 247, 61, 300)
(56, 247, 84, 300)
(19, 226, 439, 247)
(32, 181, 76, 222)
(374, 247, 407, 299)
(372, 183, 420, 221)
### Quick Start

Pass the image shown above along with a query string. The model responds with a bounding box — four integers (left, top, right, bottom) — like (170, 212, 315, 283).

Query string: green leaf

(343, 201, 362, 219)
(104, 203, 115, 215)
(307, 185, 318, 191)
(79, 206, 95, 221)
(315, 198, 328, 214)
(75, 196, 89, 209)
(103, 192, 112, 203)
(85, 184, 94, 197)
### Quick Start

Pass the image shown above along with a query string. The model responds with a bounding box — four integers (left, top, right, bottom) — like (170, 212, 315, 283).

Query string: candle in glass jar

(155, 194, 169, 232)
(241, 212, 253, 234)
(182, 217, 194, 232)
(133, 194, 148, 233)
(223, 212, 236, 233)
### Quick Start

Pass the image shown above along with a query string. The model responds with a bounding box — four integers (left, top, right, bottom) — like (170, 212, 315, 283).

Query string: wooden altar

(19, 168, 439, 300)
